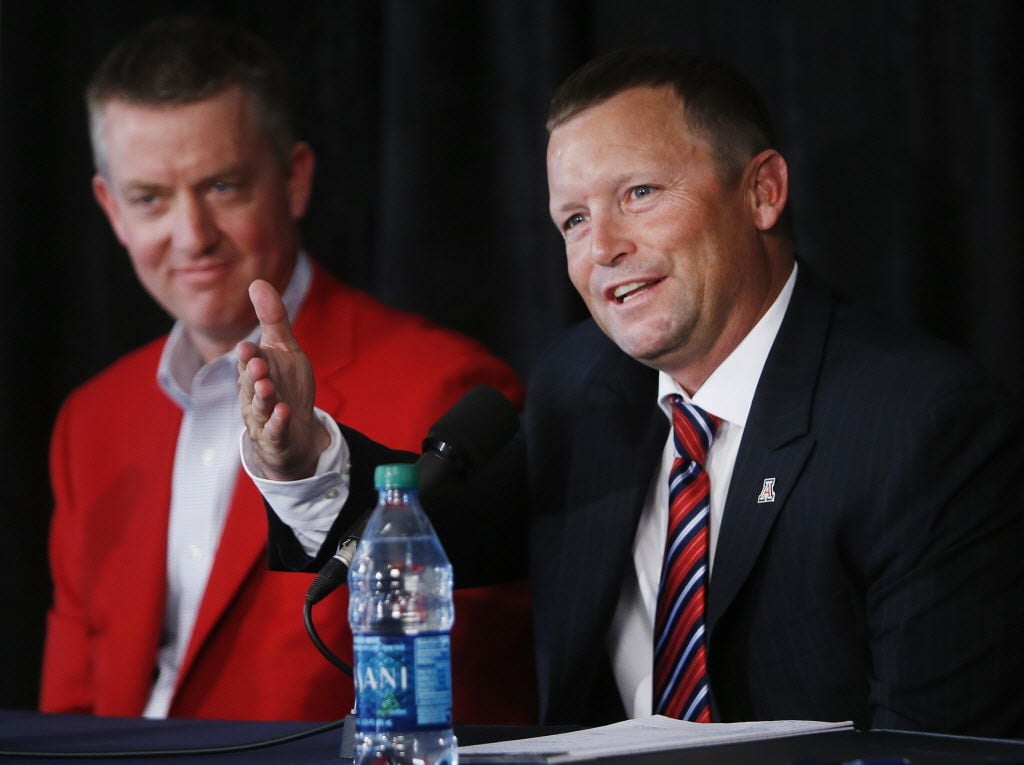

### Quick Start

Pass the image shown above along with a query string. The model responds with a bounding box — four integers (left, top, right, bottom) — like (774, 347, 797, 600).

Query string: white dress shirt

(607, 263, 797, 717)
(143, 254, 311, 718)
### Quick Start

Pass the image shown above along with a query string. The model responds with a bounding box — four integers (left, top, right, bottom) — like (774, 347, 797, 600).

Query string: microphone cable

(0, 717, 347, 759)
(303, 535, 362, 677)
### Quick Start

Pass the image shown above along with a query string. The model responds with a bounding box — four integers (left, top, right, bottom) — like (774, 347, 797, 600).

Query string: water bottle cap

(374, 463, 419, 489)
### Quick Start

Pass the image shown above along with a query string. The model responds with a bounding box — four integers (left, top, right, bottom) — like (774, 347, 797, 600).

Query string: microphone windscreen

(422, 385, 519, 474)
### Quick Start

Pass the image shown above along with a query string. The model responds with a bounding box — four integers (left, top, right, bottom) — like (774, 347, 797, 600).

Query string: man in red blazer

(40, 15, 535, 724)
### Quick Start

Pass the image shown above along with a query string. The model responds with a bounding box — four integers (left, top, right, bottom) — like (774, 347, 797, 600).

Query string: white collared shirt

(607, 263, 797, 717)
(143, 254, 312, 718)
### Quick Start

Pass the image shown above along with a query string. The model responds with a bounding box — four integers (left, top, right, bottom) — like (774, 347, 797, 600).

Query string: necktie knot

(668, 395, 720, 467)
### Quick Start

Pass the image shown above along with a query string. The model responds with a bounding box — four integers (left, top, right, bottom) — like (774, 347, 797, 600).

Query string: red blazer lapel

(173, 264, 354, 691)
(295, 260, 355, 414)
(89, 374, 180, 714)
(175, 468, 267, 690)
(112, 432, 177, 712)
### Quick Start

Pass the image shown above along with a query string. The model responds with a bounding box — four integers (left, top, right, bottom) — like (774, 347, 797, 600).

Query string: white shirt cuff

(239, 407, 349, 557)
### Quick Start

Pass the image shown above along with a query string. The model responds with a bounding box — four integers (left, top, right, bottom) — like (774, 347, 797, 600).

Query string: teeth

(613, 281, 649, 302)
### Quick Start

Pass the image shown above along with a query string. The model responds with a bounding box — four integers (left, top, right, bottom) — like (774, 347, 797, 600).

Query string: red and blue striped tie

(654, 396, 720, 721)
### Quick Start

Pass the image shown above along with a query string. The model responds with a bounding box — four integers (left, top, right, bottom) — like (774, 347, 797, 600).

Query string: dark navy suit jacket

(273, 265, 1024, 735)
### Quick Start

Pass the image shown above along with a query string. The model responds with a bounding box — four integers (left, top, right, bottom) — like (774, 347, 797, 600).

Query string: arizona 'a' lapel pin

(757, 477, 776, 504)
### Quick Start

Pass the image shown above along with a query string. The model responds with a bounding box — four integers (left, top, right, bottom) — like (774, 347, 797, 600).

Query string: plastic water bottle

(348, 463, 457, 765)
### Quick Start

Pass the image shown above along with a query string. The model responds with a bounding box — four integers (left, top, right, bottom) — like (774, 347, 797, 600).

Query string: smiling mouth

(612, 279, 658, 303)
(177, 261, 230, 277)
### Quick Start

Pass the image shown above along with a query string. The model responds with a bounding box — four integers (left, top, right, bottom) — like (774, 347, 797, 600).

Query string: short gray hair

(86, 15, 295, 175)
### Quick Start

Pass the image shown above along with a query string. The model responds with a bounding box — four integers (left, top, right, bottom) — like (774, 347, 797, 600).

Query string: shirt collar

(157, 252, 313, 406)
(658, 261, 798, 427)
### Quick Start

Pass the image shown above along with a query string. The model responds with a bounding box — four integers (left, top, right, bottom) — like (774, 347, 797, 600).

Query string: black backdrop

(1, 0, 1021, 711)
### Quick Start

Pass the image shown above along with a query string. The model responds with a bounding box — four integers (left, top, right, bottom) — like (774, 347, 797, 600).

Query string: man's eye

(129, 193, 158, 207)
(565, 213, 587, 230)
(212, 180, 235, 193)
(631, 185, 652, 199)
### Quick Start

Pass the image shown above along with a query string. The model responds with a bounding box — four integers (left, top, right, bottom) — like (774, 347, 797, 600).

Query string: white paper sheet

(459, 715, 853, 763)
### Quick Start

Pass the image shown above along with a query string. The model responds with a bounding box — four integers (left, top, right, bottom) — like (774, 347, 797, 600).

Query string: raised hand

(237, 279, 330, 480)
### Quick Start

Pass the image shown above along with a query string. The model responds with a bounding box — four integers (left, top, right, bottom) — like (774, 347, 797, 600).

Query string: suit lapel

(174, 264, 353, 691)
(569, 362, 665, 603)
(176, 470, 266, 688)
(706, 268, 832, 634)
(111, 400, 180, 711)
(544, 338, 665, 699)
(294, 262, 354, 415)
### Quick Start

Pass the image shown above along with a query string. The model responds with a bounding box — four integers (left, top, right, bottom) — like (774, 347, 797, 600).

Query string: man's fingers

(251, 401, 291, 456)
(251, 377, 279, 419)
(237, 356, 267, 409)
(244, 355, 270, 383)
(240, 278, 318, 479)
(248, 279, 295, 348)
(265, 402, 292, 444)
(236, 339, 259, 365)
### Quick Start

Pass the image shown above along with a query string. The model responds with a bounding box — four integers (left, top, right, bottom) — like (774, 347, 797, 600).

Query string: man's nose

(171, 195, 220, 254)
(589, 214, 632, 267)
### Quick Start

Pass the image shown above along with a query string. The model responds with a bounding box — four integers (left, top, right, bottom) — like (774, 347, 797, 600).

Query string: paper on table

(459, 715, 853, 763)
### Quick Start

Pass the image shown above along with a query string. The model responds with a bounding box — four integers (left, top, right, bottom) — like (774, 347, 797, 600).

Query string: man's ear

(746, 149, 788, 232)
(92, 173, 130, 247)
(286, 142, 315, 220)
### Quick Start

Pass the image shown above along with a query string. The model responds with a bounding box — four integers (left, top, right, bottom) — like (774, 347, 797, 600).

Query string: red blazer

(41, 262, 537, 723)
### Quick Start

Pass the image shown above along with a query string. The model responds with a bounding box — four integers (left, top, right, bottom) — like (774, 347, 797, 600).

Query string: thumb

(248, 279, 296, 348)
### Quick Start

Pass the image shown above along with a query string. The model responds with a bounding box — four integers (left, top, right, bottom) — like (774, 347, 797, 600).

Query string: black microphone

(305, 385, 519, 606)
(417, 384, 520, 493)
(303, 386, 520, 677)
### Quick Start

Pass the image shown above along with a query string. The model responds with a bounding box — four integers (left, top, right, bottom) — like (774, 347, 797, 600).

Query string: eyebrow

(120, 180, 166, 195)
(550, 200, 581, 217)
(119, 162, 252, 194)
(549, 172, 638, 215)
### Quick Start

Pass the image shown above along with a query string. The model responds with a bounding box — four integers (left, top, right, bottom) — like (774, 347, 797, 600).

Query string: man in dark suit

(237, 47, 1024, 736)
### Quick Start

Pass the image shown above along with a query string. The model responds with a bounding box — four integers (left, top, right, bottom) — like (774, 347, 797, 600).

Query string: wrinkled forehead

(545, 86, 708, 194)
(91, 86, 270, 170)
(94, 89, 276, 184)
